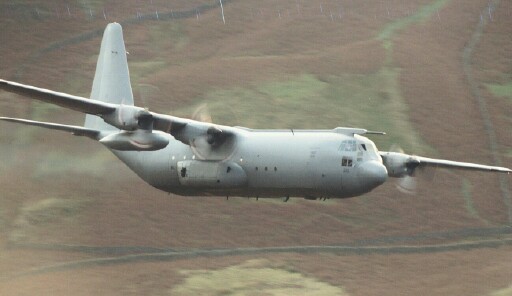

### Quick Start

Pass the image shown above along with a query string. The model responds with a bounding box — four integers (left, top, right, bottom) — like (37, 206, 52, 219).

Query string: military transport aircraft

(0, 23, 510, 200)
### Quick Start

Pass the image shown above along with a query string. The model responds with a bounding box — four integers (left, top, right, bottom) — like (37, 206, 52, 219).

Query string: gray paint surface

(112, 130, 384, 198)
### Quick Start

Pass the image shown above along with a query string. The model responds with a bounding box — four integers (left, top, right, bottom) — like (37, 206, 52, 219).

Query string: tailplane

(0, 117, 99, 139)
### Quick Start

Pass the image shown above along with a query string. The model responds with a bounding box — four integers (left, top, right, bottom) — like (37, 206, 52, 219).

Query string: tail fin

(84, 22, 133, 131)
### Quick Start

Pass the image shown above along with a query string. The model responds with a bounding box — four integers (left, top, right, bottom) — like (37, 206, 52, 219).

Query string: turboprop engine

(101, 105, 152, 131)
(99, 105, 169, 151)
(380, 151, 420, 178)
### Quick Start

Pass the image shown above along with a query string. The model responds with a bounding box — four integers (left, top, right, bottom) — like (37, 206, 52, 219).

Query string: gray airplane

(0, 23, 510, 200)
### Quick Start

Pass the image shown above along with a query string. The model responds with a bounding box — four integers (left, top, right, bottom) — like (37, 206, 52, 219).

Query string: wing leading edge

(379, 151, 511, 174)
(414, 156, 511, 173)
(0, 79, 116, 115)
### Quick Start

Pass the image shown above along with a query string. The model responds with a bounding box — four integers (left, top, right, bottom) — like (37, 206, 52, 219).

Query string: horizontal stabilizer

(0, 117, 100, 139)
(0, 79, 116, 115)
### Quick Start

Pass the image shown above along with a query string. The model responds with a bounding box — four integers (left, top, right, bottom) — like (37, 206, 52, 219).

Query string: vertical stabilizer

(85, 22, 133, 131)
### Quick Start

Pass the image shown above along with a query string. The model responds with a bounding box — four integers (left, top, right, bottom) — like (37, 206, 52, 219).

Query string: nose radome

(357, 160, 388, 188)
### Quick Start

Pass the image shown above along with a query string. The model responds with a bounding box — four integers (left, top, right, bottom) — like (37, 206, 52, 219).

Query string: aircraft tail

(84, 22, 134, 131)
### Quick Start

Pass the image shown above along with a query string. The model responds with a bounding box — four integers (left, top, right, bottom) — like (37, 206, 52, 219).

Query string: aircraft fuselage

(114, 129, 388, 199)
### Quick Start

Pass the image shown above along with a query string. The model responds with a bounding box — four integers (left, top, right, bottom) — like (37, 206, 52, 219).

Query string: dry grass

(171, 259, 347, 295)
(491, 285, 512, 296)
(0, 0, 511, 295)
(9, 197, 90, 243)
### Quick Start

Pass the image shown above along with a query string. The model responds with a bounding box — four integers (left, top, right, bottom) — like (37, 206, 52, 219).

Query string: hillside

(0, 0, 511, 295)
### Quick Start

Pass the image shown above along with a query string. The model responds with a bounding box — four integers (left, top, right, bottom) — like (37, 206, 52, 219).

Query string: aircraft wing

(0, 117, 100, 139)
(0, 78, 230, 133)
(0, 79, 116, 115)
(0, 78, 222, 135)
(379, 151, 511, 174)
(413, 156, 511, 173)
(0, 78, 237, 156)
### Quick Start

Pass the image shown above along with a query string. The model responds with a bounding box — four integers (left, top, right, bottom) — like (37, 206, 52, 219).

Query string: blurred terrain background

(0, 0, 511, 295)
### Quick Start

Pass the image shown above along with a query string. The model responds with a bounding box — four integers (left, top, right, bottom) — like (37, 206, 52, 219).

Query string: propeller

(386, 144, 421, 195)
(396, 175, 416, 194)
(191, 103, 213, 123)
(187, 103, 237, 160)
(189, 125, 235, 160)
(397, 155, 420, 195)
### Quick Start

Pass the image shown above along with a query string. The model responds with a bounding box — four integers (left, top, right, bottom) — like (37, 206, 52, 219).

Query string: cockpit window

(360, 144, 367, 151)
(339, 140, 357, 152)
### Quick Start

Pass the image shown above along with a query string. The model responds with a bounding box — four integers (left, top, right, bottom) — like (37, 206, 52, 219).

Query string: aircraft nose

(358, 161, 388, 188)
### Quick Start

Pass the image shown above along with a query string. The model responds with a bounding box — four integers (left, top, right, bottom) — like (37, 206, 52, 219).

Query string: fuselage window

(342, 157, 353, 167)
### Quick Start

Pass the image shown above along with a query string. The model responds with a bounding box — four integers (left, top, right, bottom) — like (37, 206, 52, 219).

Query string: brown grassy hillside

(0, 0, 511, 295)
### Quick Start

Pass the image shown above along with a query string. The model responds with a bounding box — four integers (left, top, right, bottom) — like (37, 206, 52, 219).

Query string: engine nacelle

(381, 152, 416, 178)
(99, 130, 169, 151)
(102, 105, 150, 131)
